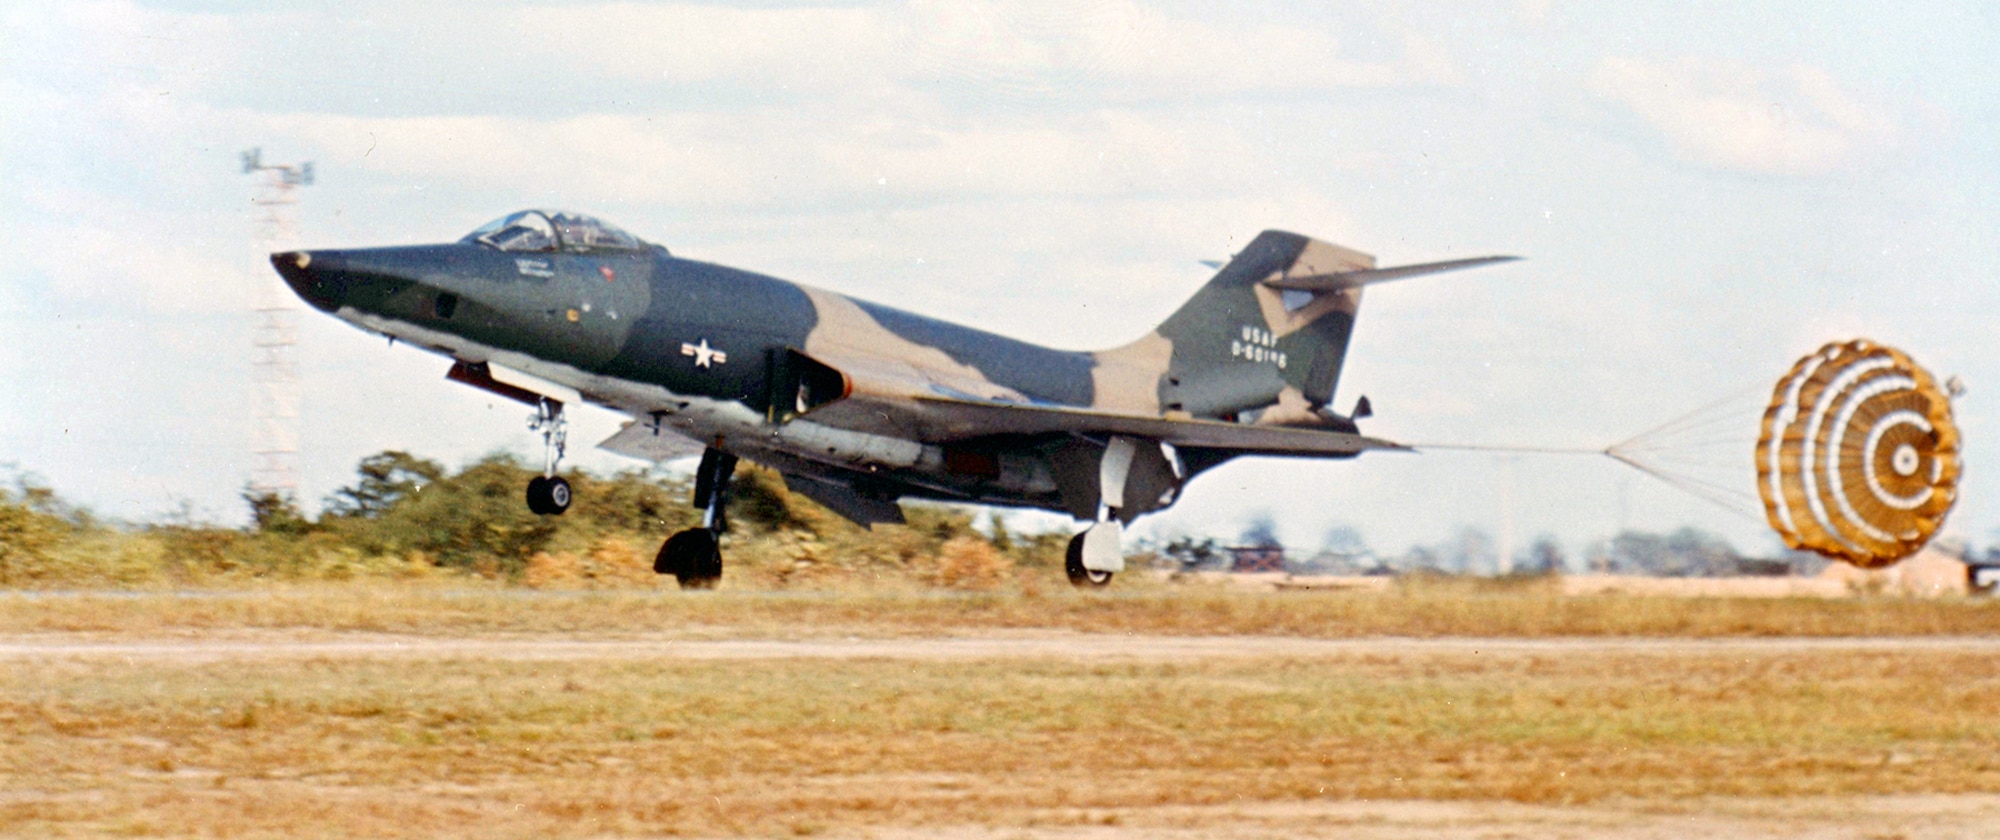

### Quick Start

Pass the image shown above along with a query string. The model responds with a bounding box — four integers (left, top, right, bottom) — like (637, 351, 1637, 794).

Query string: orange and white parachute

(1756, 340, 1960, 568)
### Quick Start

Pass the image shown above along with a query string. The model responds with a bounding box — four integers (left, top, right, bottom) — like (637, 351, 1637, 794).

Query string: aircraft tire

(657, 528, 723, 589)
(525, 476, 571, 516)
(544, 476, 572, 515)
(525, 476, 551, 515)
(1064, 533, 1113, 588)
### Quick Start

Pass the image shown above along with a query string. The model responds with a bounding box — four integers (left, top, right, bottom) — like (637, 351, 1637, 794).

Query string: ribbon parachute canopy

(1757, 340, 1960, 568)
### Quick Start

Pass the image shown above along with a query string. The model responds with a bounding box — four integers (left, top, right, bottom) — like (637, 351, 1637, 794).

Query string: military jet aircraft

(273, 210, 1514, 587)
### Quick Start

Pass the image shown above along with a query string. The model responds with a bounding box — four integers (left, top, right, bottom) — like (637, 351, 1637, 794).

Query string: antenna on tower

(242, 148, 314, 502)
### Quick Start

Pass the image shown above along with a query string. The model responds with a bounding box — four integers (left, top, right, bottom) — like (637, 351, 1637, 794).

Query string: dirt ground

(7, 629, 2000, 662)
(863, 794, 2000, 839)
(8, 629, 2000, 838)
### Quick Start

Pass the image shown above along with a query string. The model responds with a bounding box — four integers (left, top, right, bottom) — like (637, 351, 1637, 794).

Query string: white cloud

(511, 0, 1460, 102)
(20, 221, 259, 315)
(897, 0, 1462, 99)
(1590, 56, 1898, 175)
(254, 107, 1275, 207)
(1515, 0, 1555, 23)
(505, 3, 889, 85)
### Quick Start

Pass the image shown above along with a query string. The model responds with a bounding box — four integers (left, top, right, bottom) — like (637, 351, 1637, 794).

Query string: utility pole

(240, 148, 313, 501)
(1497, 456, 1517, 575)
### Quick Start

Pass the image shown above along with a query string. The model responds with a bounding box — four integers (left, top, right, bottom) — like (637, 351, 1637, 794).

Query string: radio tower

(241, 148, 314, 500)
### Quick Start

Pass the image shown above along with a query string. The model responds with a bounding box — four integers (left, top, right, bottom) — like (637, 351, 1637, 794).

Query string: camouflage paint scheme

(274, 210, 1510, 528)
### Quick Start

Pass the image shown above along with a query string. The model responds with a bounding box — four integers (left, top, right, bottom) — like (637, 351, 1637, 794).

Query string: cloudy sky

(3, 1, 1995, 559)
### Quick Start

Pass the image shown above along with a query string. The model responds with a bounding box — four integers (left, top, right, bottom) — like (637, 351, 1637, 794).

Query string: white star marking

(680, 339, 727, 369)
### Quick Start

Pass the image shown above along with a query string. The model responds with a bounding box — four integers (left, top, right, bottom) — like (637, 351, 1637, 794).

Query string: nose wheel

(524, 397, 571, 516)
(656, 447, 736, 589)
(526, 475, 571, 515)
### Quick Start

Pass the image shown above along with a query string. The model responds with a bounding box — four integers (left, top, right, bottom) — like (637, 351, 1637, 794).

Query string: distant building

(1733, 557, 1794, 577)
(1229, 545, 1285, 573)
(1293, 549, 1393, 576)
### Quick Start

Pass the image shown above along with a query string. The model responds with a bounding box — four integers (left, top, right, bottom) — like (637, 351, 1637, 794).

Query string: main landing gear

(524, 397, 572, 516)
(655, 448, 735, 589)
(1065, 531, 1114, 588)
(1064, 436, 1145, 588)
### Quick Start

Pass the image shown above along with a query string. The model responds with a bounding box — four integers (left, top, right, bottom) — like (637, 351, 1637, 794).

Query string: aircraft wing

(788, 347, 1408, 457)
(900, 393, 1410, 456)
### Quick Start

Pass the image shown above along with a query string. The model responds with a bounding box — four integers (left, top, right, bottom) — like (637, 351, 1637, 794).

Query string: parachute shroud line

(1406, 340, 1959, 569)
(1411, 381, 1770, 524)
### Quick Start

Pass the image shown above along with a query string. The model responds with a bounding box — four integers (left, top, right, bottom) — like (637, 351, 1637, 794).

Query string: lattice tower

(241, 149, 313, 498)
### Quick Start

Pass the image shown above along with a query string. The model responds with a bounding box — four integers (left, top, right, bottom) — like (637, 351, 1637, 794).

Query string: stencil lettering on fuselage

(1232, 325, 1288, 369)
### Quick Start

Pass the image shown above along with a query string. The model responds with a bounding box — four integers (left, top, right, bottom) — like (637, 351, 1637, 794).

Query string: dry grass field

(6, 585, 2000, 838)
(6, 577, 2000, 638)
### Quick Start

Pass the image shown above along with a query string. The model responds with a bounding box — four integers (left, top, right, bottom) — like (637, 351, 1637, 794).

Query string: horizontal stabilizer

(1262, 255, 1520, 292)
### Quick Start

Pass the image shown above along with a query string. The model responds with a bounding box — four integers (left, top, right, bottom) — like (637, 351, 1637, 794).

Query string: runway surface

(6, 631, 2000, 662)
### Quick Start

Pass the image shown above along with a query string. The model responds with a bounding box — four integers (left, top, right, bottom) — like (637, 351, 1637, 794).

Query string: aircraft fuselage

(277, 238, 1102, 514)
(274, 209, 1500, 586)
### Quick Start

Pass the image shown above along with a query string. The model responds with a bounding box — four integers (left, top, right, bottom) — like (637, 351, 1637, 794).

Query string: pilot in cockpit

(464, 210, 644, 254)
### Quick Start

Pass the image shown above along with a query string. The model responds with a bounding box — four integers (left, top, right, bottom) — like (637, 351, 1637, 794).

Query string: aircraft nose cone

(271, 250, 345, 311)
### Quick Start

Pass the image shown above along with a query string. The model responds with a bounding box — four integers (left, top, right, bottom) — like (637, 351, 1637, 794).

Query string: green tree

(242, 486, 313, 535)
(0, 494, 69, 584)
(324, 451, 445, 518)
(363, 454, 558, 573)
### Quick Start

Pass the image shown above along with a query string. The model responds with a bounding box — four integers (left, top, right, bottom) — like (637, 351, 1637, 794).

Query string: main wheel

(656, 528, 723, 590)
(525, 476, 572, 516)
(1065, 532, 1113, 588)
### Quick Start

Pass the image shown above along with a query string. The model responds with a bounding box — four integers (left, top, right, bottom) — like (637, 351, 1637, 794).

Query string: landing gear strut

(525, 397, 571, 516)
(1064, 436, 1140, 588)
(656, 447, 735, 589)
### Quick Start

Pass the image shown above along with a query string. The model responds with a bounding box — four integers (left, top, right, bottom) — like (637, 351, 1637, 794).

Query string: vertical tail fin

(1093, 231, 1370, 422)
(1090, 231, 1513, 423)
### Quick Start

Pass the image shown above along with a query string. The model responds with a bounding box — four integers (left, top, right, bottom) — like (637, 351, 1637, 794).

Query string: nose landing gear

(524, 397, 571, 516)
(655, 447, 735, 589)
(444, 361, 576, 518)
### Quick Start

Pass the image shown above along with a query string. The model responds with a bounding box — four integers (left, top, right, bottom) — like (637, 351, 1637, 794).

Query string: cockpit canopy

(463, 210, 647, 254)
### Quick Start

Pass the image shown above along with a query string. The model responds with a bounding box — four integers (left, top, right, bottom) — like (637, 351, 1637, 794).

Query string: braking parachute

(1756, 340, 1961, 568)
(1419, 338, 1962, 570)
